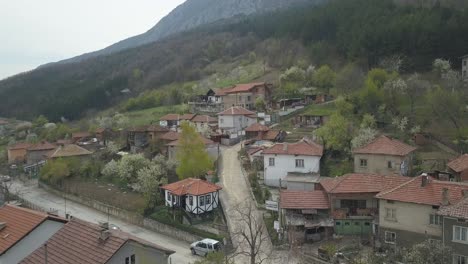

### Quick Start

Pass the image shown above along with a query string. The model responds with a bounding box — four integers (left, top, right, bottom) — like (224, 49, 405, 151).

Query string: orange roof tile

(20, 218, 174, 264)
(50, 144, 92, 158)
(27, 141, 56, 151)
(438, 198, 468, 220)
(245, 123, 269, 132)
(225, 82, 267, 94)
(263, 139, 323, 157)
(72, 132, 91, 139)
(146, 125, 169, 133)
(161, 178, 222, 196)
(160, 131, 181, 141)
(191, 115, 217, 123)
(217, 106, 256, 116)
(320, 174, 411, 194)
(0, 205, 64, 255)
(160, 114, 195, 121)
(262, 130, 281, 141)
(353, 135, 416, 156)
(280, 190, 330, 209)
(376, 175, 468, 206)
(8, 142, 32, 150)
(447, 154, 468, 173)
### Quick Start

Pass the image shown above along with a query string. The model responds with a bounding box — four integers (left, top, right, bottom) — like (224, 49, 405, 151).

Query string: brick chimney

(442, 188, 449, 206)
(421, 174, 429, 187)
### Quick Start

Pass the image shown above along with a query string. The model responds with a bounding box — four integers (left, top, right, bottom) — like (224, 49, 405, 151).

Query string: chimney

(442, 188, 449, 206)
(99, 229, 111, 241)
(463, 190, 468, 198)
(283, 143, 288, 152)
(421, 174, 429, 187)
(99, 221, 109, 230)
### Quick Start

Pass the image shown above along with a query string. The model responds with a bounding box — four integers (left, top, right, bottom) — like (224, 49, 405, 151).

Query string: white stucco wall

(164, 190, 219, 215)
(218, 115, 256, 134)
(263, 154, 321, 187)
(0, 220, 64, 264)
(378, 199, 442, 237)
(107, 241, 170, 264)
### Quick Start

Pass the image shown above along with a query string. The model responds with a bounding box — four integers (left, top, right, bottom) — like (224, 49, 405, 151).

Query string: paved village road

(10, 179, 200, 264)
(219, 144, 295, 264)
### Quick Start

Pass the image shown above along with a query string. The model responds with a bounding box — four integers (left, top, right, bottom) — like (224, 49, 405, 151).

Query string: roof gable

(50, 144, 92, 158)
(320, 173, 411, 194)
(438, 198, 468, 219)
(161, 178, 222, 196)
(217, 106, 256, 116)
(262, 139, 323, 157)
(160, 131, 181, 141)
(447, 154, 468, 173)
(280, 190, 330, 209)
(353, 135, 416, 156)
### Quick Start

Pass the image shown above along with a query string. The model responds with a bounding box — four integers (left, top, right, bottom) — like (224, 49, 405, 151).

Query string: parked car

(190, 238, 222, 256)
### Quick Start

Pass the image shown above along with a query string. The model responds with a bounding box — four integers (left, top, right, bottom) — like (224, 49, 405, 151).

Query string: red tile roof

(166, 137, 215, 146)
(438, 198, 468, 220)
(376, 175, 468, 206)
(50, 144, 92, 158)
(217, 106, 256, 116)
(160, 114, 195, 121)
(245, 123, 269, 132)
(280, 190, 330, 209)
(8, 142, 32, 150)
(20, 218, 174, 264)
(320, 174, 411, 194)
(262, 130, 281, 141)
(0, 205, 64, 255)
(262, 139, 323, 157)
(72, 132, 91, 139)
(191, 115, 217, 123)
(162, 178, 222, 196)
(224, 82, 267, 94)
(146, 125, 169, 133)
(214, 87, 231, 96)
(447, 154, 468, 173)
(353, 135, 416, 156)
(247, 147, 264, 156)
(27, 141, 56, 151)
(160, 131, 181, 141)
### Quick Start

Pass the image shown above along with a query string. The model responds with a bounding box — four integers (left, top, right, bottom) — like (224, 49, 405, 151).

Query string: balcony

(332, 208, 378, 220)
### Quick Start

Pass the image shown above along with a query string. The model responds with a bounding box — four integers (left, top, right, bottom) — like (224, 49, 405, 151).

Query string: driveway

(10, 180, 199, 264)
(219, 144, 294, 264)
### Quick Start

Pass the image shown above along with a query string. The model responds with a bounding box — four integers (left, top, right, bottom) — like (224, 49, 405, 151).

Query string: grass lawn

(124, 104, 189, 128)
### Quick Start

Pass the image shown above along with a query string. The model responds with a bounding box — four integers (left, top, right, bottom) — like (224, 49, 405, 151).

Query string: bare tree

(231, 202, 271, 264)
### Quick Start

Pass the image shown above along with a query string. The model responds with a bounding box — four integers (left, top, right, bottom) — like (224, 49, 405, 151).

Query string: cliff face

(55, 0, 324, 65)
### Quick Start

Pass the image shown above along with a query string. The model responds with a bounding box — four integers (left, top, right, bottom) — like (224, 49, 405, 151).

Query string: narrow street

(10, 179, 199, 264)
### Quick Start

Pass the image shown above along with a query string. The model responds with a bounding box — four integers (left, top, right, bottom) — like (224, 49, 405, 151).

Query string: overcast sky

(0, 0, 185, 80)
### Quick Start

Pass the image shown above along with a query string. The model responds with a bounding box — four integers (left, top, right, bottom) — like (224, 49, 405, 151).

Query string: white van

(190, 238, 222, 256)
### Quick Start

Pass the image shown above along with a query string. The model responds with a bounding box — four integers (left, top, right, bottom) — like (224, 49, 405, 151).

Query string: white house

(217, 106, 257, 136)
(263, 139, 323, 187)
(161, 178, 222, 215)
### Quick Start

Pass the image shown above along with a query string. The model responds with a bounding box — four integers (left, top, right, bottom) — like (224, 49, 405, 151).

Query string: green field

(124, 104, 189, 128)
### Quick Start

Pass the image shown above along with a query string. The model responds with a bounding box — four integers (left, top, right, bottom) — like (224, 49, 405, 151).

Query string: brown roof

(180, 114, 196, 120)
(262, 139, 323, 157)
(50, 144, 92, 158)
(0, 205, 64, 255)
(217, 106, 256, 116)
(161, 178, 222, 196)
(280, 190, 330, 209)
(214, 87, 231, 96)
(160, 114, 195, 121)
(160, 131, 181, 141)
(447, 154, 468, 173)
(353, 135, 416, 156)
(224, 82, 267, 94)
(438, 198, 468, 220)
(95, 128, 106, 133)
(245, 123, 269, 132)
(27, 141, 56, 151)
(191, 115, 217, 123)
(376, 175, 468, 206)
(166, 137, 215, 147)
(262, 130, 281, 141)
(72, 132, 91, 139)
(146, 125, 169, 133)
(320, 174, 411, 194)
(21, 218, 174, 264)
(8, 142, 32, 150)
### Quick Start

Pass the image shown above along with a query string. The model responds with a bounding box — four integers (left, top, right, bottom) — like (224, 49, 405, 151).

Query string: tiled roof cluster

(353, 135, 416, 156)
(162, 178, 222, 196)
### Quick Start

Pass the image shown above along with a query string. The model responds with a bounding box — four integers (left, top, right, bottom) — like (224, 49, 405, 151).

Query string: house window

(189, 196, 193, 206)
(220, 118, 224, 124)
(295, 159, 304, 168)
(453, 254, 468, 264)
(385, 231, 396, 244)
(387, 161, 392, 168)
(247, 96, 251, 102)
(206, 194, 211, 205)
(429, 214, 443, 225)
(269, 158, 275, 166)
(360, 159, 367, 167)
(125, 254, 136, 264)
(200, 196, 205, 206)
(167, 192, 171, 202)
(239, 96, 242, 101)
(385, 208, 397, 221)
(453, 226, 468, 243)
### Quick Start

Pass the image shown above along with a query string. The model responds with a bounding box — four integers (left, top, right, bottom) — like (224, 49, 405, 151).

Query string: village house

(190, 114, 217, 133)
(0, 205, 67, 264)
(215, 82, 272, 110)
(159, 114, 196, 131)
(7, 142, 32, 164)
(263, 139, 323, 187)
(438, 196, 468, 264)
(166, 137, 219, 161)
(217, 106, 257, 136)
(161, 178, 222, 215)
(447, 154, 468, 182)
(49, 144, 93, 159)
(71, 131, 92, 144)
(376, 174, 468, 248)
(188, 89, 224, 114)
(21, 218, 175, 264)
(244, 123, 286, 142)
(127, 125, 169, 153)
(462, 54, 468, 81)
(26, 141, 56, 165)
(320, 173, 410, 238)
(280, 190, 333, 244)
(352, 135, 417, 176)
(95, 127, 112, 144)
